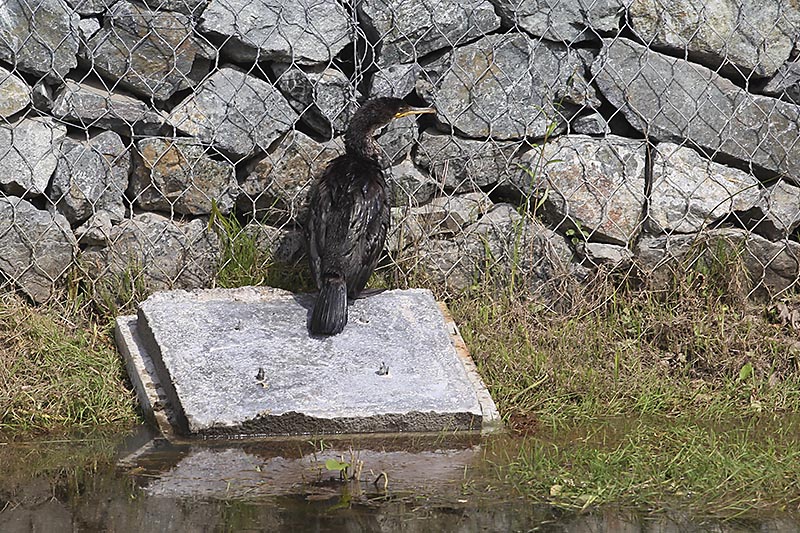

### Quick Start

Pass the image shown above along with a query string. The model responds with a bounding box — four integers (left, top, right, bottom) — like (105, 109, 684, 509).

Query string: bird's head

(348, 97, 436, 135)
(344, 97, 435, 160)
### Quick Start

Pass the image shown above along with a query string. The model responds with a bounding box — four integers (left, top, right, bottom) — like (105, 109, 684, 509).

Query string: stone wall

(1, 0, 799, 303)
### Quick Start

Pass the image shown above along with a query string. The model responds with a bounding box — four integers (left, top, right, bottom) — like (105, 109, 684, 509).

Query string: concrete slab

(117, 287, 499, 438)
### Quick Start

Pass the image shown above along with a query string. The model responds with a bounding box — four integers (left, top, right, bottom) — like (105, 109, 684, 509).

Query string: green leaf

(325, 458, 349, 472)
(738, 362, 753, 382)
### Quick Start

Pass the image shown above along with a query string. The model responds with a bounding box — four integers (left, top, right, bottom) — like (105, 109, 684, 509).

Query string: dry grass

(0, 293, 138, 435)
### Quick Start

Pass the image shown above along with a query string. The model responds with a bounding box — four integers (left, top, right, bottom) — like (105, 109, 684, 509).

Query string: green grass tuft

(0, 293, 138, 435)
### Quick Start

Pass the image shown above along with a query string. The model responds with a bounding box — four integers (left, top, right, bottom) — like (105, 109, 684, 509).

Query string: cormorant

(305, 97, 436, 335)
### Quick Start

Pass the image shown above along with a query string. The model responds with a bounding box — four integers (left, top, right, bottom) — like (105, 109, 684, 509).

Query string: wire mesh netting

(0, 0, 799, 312)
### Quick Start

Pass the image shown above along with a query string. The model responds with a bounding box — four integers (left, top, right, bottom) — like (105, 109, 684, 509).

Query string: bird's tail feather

(310, 275, 348, 335)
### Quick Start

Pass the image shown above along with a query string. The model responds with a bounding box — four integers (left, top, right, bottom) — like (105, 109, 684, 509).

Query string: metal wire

(0, 0, 798, 311)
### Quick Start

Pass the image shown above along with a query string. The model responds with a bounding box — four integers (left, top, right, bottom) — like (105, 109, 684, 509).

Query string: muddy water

(1, 426, 798, 532)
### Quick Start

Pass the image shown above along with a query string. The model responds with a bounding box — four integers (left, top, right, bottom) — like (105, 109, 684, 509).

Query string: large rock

(82, 212, 220, 290)
(0, 66, 30, 117)
(491, 0, 628, 42)
(130, 138, 237, 216)
(514, 135, 647, 245)
(429, 33, 596, 139)
(237, 131, 342, 223)
(412, 204, 574, 293)
(388, 191, 493, 252)
(385, 158, 438, 207)
(0, 196, 76, 303)
(241, 223, 306, 264)
(199, 0, 350, 64)
(413, 128, 523, 192)
(273, 64, 358, 139)
(0, 117, 67, 197)
(168, 68, 298, 159)
(592, 38, 800, 181)
(742, 180, 800, 240)
(369, 63, 422, 98)
(414, 192, 492, 236)
(48, 131, 130, 225)
(649, 143, 761, 234)
(359, 0, 500, 65)
(629, 0, 799, 77)
(85, 1, 214, 101)
(636, 228, 800, 299)
(377, 116, 420, 166)
(761, 60, 800, 104)
(0, 0, 79, 80)
(51, 80, 167, 135)
(67, 0, 206, 16)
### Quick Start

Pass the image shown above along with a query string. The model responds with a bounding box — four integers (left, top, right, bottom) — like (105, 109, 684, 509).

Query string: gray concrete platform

(115, 287, 500, 438)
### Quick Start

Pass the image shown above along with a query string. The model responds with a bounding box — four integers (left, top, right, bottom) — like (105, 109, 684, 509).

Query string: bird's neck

(345, 127, 380, 160)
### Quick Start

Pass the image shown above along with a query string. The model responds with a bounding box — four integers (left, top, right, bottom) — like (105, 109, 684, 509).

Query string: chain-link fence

(1, 0, 799, 314)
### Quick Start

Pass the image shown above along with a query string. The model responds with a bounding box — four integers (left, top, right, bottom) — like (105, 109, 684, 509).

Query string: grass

(445, 245, 800, 513)
(495, 416, 800, 514)
(0, 293, 138, 435)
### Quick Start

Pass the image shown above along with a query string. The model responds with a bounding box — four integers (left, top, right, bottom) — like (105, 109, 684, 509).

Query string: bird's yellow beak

(394, 107, 436, 119)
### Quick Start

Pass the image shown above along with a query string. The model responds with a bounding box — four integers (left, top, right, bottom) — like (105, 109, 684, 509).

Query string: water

(1, 426, 798, 532)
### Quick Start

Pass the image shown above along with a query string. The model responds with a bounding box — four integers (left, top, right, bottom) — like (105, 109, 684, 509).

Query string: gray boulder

(273, 64, 358, 139)
(413, 128, 524, 192)
(31, 81, 54, 113)
(199, 0, 350, 64)
(0, 0, 79, 80)
(67, 0, 205, 16)
(649, 143, 761, 234)
(491, 0, 628, 42)
(593, 38, 800, 181)
(0, 117, 67, 197)
(51, 80, 167, 136)
(514, 134, 647, 245)
(636, 228, 800, 299)
(49, 131, 130, 225)
(629, 0, 799, 77)
(0, 196, 76, 303)
(413, 192, 493, 236)
(571, 113, 611, 136)
(762, 60, 800, 104)
(412, 203, 574, 294)
(77, 18, 101, 57)
(377, 116, 420, 166)
(242, 223, 306, 264)
(168, 67, 298, 159)
(388, 192, 492, 252)
(237, 131, 342, 223)
(130, 138, 237, 216)
(386, 158, 438, 207)
(85, 1, 214, 101)
(369, 63, 422, 98)
(359, 0, 500, 65)
(81, 212, 220, 290)
(577, 242, 633, 269)
(65, 0, 110, 15)
(743, 180, 800, 240)
(74, 211, 114, 245)
(0, 66, 30, 118)
(430, 33, 596, 139)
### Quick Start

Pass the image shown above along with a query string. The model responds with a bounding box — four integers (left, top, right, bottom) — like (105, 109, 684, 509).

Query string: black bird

(306, 97, 436, 335)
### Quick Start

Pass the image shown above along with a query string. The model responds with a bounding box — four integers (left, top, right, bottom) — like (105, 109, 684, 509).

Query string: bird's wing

(306, 170, 331, 289)
(348, 174, 390, 296)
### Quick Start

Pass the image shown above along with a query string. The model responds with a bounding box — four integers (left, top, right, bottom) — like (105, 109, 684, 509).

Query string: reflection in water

(0, 427, 798, 532)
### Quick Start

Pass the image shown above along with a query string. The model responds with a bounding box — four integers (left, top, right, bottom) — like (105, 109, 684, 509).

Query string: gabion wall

(1, 0, 799, 305)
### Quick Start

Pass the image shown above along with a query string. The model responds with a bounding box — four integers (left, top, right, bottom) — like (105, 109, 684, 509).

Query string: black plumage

(305, 97, 435, 335)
